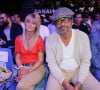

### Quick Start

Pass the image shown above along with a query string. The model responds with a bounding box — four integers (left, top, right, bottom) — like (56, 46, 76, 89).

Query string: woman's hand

(15, 67, 29, 82)
(20, 67, 29, 77)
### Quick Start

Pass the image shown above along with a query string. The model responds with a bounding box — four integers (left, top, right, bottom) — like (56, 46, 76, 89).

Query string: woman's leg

(16, 65, 45, 90)
(46, 74, 64, 90)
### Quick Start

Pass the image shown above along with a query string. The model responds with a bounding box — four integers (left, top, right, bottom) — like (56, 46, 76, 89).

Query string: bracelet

(18, 65, 24, 69)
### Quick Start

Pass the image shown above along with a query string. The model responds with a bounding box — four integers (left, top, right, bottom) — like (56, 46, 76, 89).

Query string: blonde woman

(15, 13, 45, 90)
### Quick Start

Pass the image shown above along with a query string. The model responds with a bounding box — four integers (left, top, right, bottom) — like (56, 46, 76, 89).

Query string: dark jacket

(0, 22, 23, 48)
(72, 23, 90, 35)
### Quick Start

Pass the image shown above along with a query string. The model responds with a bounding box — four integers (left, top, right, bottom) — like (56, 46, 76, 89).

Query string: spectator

(90, 30, 100, 81)
(91, 12, 100, 33)
(47, 15, 57, 34)
(15, 13, 45, 90)
(0, 12, 23, 48)
(0, 12, 23, 63)
(46, 7, 100, 90)
(72, 12, 90, 35)
(82, 13, 91, 32)
(90, 12, 100, 81)
(35, 13, 50, 41)
(13, 13, 25, 30)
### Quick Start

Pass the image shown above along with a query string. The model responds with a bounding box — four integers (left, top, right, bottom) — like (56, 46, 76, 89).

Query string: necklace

(22, 30, 39, 50)
(25, 36, 34, 50)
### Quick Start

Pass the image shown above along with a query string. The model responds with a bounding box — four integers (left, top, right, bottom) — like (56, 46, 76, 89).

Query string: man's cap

(51, 7, 75, 21)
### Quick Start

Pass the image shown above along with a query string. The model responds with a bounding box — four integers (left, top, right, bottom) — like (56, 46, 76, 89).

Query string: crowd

(0, 0, 100, 90)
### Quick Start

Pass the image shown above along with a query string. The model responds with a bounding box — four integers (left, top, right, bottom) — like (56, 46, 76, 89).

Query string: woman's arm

(15, 53, 29, 81)
(15, 36, 23, 67)
(16, 54, 23, 67)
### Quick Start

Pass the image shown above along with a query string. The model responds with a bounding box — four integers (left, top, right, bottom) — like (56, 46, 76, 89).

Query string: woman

(15, 13, 45, 90)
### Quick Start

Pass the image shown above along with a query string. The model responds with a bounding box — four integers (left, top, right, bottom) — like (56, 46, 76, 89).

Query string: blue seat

(0, 48, 14, 90)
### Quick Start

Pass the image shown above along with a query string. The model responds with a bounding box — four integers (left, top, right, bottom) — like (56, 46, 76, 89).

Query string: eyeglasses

(75, 17, 82, 18)
(55, 17, 73, 25)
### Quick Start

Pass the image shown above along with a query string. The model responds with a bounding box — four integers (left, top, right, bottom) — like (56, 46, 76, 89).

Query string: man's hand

(62, 79, 74, 90)
(75, 82, 82, 90)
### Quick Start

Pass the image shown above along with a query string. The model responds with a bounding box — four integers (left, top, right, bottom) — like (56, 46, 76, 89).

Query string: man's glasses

(55, 17, 73, 25)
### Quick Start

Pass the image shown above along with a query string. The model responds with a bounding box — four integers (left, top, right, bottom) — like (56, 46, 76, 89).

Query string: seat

(0, 48, 14, 90)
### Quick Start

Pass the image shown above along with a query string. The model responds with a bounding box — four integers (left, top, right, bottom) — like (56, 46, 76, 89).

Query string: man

(35, 13, 50, 41)
(91, 12, 100, 33)
(72, 12, 90, 35)
(90, 30, 100, 81)
(89, 11, 100, 81)
(13, 13, 25, 30)
(0, 12, 23, 64)
(0, 12, 23, 48)
(46, 7, 100, 90)
(48, 16, 57, 34)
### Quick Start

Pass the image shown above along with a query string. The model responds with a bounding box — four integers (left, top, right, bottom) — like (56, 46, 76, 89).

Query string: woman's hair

(23, 13, 40, 40)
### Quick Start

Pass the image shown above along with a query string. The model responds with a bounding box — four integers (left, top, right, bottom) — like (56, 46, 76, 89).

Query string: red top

(15, 36, 44, 64)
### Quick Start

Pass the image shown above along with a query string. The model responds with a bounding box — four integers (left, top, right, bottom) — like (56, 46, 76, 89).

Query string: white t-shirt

(59, 30, 79, 71)
(4, 27, 11, 40)
(20, 22, 25, 30)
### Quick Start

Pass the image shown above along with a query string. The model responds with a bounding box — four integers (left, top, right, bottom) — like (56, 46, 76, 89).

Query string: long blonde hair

(23, 13, 40, 41)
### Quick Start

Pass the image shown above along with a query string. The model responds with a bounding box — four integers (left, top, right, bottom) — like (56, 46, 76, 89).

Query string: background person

(72, 12, 90, 35)
(34, 13, 50, 41)
(0, 12, 23, 64)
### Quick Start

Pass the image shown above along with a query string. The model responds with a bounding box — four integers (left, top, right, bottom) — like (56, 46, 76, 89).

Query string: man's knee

(82, 72, 100, 90)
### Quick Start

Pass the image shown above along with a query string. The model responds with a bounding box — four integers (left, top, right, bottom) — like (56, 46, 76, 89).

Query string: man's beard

(57, 25, 72, 35)
(1, 21, 9, 30)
